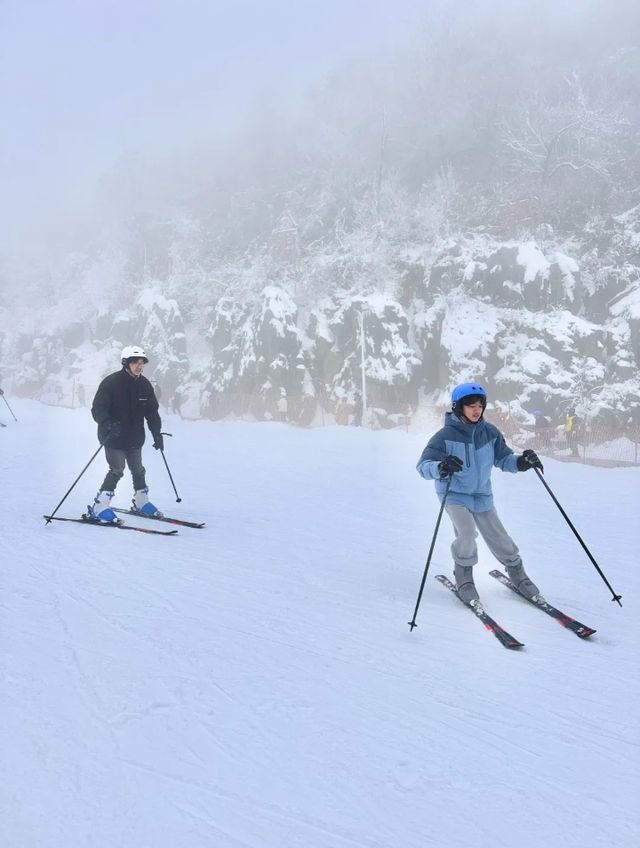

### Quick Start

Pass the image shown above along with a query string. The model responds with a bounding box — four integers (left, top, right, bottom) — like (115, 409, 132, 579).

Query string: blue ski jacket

(416, 412, 519, 512)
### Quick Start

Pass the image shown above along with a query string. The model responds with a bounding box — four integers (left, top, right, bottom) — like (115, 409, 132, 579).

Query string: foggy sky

(0, 0, 430, 252)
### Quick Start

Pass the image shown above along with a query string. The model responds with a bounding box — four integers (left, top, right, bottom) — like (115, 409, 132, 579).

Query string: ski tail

(113, 508, 204, 528)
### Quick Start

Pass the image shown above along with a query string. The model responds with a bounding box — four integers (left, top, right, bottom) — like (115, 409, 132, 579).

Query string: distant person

(533, 409, 551, 449)
(171, 388, 183, 415)
(564, 408, 580, 458)
(202, 387, 219, 419)
(335, 397, 349, 426)
(76, 383, 86, 407)
(200, 389, 212, 418)
(352, 393, 363, 427)
(277, 389, 288, 422)
(87, 345, 164, 523)
(417, 382, 543, 606)
(400, 401, 414, 432)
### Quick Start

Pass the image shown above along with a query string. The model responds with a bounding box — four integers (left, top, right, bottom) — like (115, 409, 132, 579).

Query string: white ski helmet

(121, 345, 148, 365)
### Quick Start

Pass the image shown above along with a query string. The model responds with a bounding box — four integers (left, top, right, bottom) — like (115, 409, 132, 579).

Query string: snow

(136, 288, 180, 317)
(549, 251, 579, 302)
(518, 349, 557, 377)
(517, 241, 550, 283)
(610, 284, 640, 320)
(2, 399, 639, 848)
(3, 226, 638, 426)
(438, 292, 504, 375)
(612, 204, 640, 250)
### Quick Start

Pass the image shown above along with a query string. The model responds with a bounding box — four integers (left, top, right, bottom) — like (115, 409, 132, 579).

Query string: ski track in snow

(1, 399, 639, 848)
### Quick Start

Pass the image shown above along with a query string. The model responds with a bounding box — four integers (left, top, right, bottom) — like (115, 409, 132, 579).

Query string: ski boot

(87, 490, 118, 523)
(506, 563, 542, 602)
(454, 564, 480, 605)
(132, 488, 163, 518)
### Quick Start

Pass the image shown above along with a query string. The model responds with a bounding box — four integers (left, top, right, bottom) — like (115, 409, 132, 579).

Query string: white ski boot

(87, 490, 117, 523)
(132, 488, 163, 518)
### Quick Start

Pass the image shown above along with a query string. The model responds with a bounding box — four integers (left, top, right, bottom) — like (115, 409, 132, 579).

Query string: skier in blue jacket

(417, 382, 543, 605)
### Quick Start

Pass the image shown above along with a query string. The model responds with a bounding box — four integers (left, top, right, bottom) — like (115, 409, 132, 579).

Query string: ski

(489, 570, 596, 639)
(113, 508, 205, 528)
(43, 515, 178, 536)
(435, 574, 524, 649)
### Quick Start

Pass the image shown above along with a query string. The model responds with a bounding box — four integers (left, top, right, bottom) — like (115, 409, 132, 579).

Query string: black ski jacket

(91, 368, 161, 450)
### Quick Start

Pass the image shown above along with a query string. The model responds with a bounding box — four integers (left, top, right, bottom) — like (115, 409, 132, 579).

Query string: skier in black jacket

(88, 345, 164, 522)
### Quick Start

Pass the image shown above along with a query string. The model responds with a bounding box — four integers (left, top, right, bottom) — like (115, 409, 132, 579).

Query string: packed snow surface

(2, 400, 639, 848)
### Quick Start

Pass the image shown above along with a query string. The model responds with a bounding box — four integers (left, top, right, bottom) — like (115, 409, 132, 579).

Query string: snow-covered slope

(2, 400, 638, 847)
(3, 212, 639, 428)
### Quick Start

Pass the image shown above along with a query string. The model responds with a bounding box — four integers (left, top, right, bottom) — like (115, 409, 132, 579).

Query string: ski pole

(409, 476, 452, 631)
(44, 442, 106, 524)
(533, 467, 622, 606)
(158, 433, 182, 502)
(0, 389, 18, 421)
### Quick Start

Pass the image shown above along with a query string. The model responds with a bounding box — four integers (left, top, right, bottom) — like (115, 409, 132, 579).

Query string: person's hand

(517, 449, 543, 472)
(438, 455, 464, 477)
(99, 420, 120, 442)
(152, 433, 164, 451)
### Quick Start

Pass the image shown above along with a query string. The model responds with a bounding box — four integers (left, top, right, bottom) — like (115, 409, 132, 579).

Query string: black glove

(98, 420, 120, 443)
(438, 454, 464, 477)
(152, 433, 164, 451)
(517, 449, 543, 472)
(0, 387, 4, 395)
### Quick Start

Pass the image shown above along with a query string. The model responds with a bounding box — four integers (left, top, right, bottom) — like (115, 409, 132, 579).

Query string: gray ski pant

(445, 506, 523, 570)
(101, 447, 147, 492)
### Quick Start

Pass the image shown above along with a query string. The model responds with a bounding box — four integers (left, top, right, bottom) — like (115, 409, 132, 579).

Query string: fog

(1, 0, 638, 445)
(1, 0, 430, 251)
(2, 0, 621, 253)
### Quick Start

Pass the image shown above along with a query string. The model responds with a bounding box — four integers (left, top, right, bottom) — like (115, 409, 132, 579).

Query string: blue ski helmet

(451, 382, 487, 416)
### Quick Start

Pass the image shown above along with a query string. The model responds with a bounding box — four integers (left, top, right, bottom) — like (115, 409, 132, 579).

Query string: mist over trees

(1, 0, 639, 431)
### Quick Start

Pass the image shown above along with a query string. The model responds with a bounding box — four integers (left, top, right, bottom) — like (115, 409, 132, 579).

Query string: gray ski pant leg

(101, 447, 126, 492)
(473, 508, 523, 569)
(446, 506, 523, 569)
(445, 506, 479, 568)
(102, 448, 146, 492)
